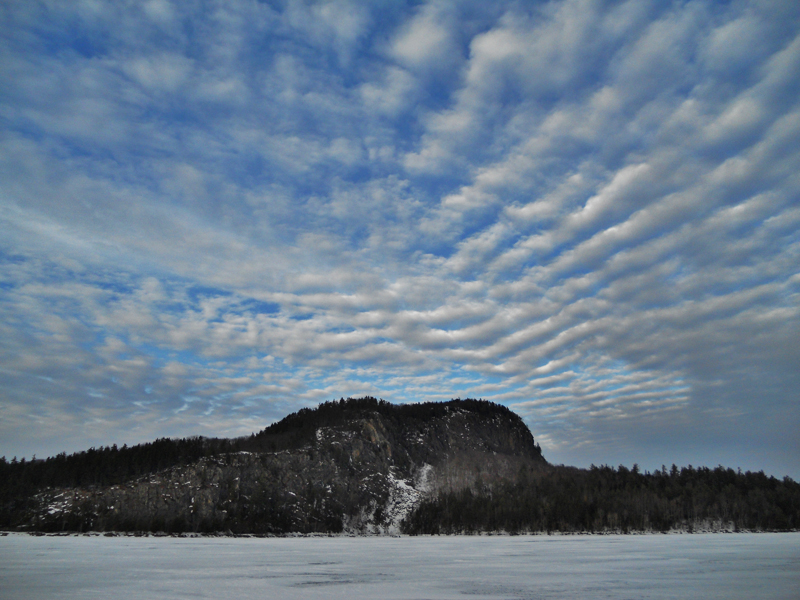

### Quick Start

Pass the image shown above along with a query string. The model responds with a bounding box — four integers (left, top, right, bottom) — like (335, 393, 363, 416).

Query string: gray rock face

(25, 399, 546, 534)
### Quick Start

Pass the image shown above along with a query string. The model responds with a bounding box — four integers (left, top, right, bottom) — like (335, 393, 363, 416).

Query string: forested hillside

(0, 398, 544, 534)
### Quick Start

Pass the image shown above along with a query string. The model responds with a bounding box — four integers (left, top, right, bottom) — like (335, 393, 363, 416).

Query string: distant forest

(402, 464, 800, 534)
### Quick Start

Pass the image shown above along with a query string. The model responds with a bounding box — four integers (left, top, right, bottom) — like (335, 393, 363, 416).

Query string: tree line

(401, 463, 800, 534)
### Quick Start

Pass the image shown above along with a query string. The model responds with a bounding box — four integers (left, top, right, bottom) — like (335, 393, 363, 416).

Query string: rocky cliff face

(21, 398, 546, 534)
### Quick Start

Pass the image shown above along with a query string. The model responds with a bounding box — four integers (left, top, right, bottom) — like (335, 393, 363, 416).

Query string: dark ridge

(254, 396, 524, 438)
(0, 397, 535, 494)
(242, 397, 540, 456)
(0, 397, 543, 533)
(0, 397, 543, 532)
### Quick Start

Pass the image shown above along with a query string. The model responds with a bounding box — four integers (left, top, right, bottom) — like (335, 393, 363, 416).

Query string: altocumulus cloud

(1, 0, 799, 478)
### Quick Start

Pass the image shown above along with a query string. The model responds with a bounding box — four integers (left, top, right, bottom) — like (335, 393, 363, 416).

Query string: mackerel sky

(2, 0, 799, 478)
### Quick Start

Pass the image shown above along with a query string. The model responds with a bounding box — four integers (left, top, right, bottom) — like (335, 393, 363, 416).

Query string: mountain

(3, 397, 798, 535)
(0, 398, 546, 534)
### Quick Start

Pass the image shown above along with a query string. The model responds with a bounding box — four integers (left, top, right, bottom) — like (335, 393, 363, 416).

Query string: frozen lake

(1, 532, 798, 599)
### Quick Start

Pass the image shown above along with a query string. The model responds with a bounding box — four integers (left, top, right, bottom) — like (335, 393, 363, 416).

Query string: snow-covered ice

(1, 532, 798, 599)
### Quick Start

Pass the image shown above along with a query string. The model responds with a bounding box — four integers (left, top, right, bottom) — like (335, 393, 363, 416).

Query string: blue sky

(2, 0, 799, 478)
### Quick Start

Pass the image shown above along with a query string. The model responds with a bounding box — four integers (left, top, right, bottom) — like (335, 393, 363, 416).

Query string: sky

(1, 0, 799, 479)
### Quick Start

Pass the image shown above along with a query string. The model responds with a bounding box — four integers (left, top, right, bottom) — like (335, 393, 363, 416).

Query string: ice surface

(1, 532, 798, 599)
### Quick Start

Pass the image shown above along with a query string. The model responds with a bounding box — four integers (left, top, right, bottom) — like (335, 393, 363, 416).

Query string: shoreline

(3, 528, 797, 539)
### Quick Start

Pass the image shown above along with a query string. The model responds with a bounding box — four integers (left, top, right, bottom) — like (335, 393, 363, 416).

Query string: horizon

(1, 1, 799, 480)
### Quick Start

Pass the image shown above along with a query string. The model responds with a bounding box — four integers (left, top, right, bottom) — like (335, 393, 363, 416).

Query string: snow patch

(381, 464, 433, 535)
(339, 464, 434, 535)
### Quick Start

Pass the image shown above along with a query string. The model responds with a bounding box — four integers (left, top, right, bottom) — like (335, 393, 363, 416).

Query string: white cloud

(390, 0, 461, 74)
(124, 53, 193, 92)
(359, 66, 418, 117)
(143, 0, 176, 25)
(286, 0, 371, 65)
